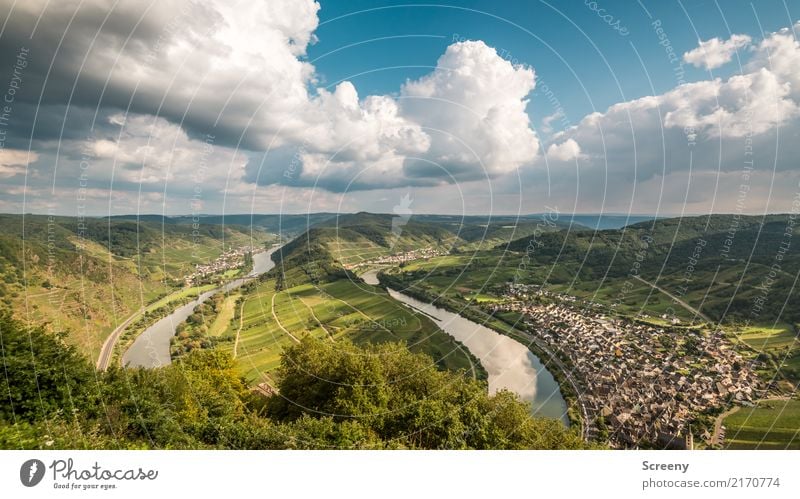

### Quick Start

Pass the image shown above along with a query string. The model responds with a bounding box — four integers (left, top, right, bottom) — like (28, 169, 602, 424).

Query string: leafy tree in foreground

(0, 314, 593, 449)
(267, 337, 589, 449)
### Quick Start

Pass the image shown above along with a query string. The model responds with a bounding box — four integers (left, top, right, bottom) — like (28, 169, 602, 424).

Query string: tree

(267, 337, 590, 449)
(0, 313, 95, 423)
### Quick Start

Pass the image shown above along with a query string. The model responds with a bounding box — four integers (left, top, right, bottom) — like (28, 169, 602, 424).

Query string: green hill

(503, 214, 799, 323)
(222, 212, 483, 382)
(270, 212, 460, 288)
(0, 214, 274, 360)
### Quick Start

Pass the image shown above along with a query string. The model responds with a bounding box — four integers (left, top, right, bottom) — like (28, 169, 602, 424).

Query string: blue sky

(308, 0, 798, 135)
(1, 0, 800, 216)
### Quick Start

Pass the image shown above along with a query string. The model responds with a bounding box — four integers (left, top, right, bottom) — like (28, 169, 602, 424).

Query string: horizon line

(2, 211, 794, 218)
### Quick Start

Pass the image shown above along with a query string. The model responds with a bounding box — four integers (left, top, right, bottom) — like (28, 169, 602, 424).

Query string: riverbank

(368, 270, 572, 427)
(123, 247, 281, 368)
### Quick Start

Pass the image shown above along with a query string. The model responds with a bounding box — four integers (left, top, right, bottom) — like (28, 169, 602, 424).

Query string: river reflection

(363, 269, 568, 424)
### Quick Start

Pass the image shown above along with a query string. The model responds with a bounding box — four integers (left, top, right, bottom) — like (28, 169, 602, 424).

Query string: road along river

(362, 270, 569, 424)
(123, 246, 280, 368)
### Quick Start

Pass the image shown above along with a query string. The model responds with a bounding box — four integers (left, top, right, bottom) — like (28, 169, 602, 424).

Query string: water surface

(123, 247, 279, 368)
(362, 270, 568, 423)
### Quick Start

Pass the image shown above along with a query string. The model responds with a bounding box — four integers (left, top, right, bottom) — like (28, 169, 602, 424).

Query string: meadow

(723, 399, 800, 449)
(224, 277, 479, 385)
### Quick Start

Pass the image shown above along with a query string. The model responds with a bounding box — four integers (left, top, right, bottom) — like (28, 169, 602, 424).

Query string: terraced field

(225, 277, 478, 384)
(723, 399, 800, 449)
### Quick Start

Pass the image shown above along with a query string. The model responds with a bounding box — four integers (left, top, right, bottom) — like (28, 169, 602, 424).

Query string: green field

(208, 293, 240, 337)
(723, 399, 800, 449)
(736, 324, 799, 351)
(226, 277, 479, 384)
(0, 214, 276, 361)
(392, 252, 700, 322)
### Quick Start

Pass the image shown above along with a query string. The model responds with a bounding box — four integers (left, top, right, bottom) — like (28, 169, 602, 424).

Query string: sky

(0, 0, 799, 217)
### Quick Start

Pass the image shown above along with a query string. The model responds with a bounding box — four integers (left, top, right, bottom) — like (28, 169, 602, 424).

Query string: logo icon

(390, 192, 413, 249)
(20, 459, 45, 487)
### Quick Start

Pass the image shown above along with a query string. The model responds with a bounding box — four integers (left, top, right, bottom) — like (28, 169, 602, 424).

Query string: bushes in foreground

(0, 313, 591, 449)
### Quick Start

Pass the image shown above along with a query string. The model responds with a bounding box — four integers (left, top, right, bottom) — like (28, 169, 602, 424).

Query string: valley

(1, 211, 797, 450)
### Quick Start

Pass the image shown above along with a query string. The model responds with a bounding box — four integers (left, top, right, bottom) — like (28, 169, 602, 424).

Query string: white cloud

(0, 149, 38, 178)
(514, 21, 800, 215)
(547, 139, 581, 161)
(683, 34, 751, 70)
(401, 40, 540, 179)
(17, 2, 542, 194)
(541, 109, 565, 134)
(9, 1, 800, 215)
(250, 40, 542, 191)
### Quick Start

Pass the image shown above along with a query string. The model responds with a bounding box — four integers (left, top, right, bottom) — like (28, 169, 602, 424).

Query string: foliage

(0, 314, 591, 450)
(267, 337, 588, 449)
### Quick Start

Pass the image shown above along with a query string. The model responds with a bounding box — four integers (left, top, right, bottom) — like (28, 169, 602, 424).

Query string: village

(344, 246, 446, 271)
(185, 245, 257, 286)
(495, 283, 762, 448)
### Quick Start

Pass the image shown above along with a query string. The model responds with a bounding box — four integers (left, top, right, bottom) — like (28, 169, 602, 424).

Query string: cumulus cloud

(683, 34, 752, 70)
(503, 21, 800, 217)
(548, 23, 800, 186)
(541, 109, 566, 134)
(546, 139, 582, 162)
(3, 0, 799, 215)
(400, 41, 539, 179)
(2, 0, 321, 149)
(1, 2, 541, 197)
(248, 40, 541, 191)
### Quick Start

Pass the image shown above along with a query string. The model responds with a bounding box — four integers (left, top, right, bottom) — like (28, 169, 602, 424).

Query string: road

(96, 306, 144, 370)
(632, 275, 714, 324)
(711, 406, 740, 447)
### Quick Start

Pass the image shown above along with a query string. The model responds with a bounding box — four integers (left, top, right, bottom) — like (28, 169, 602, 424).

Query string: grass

(208, 293, 239, 337)
(396, 251, 703, 322)
(735, 324, 798, 352)
(145, 284, 217, 313)
(723, 399, 800, 449)
(5, 219, 274, 361)
(226, 277, 478, 384)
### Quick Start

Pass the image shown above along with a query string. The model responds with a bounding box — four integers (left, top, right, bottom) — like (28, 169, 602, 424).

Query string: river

(122, 246, 280, 368)
(362, 269, 569, 424)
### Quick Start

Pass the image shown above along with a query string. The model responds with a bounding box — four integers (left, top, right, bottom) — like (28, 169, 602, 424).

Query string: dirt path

(297, 296, 335, 342)
(633, 275, 713, 324)
(233, 296, 248, 358)
(323, 290, 396, 337)
(271, 292, 301, 343)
